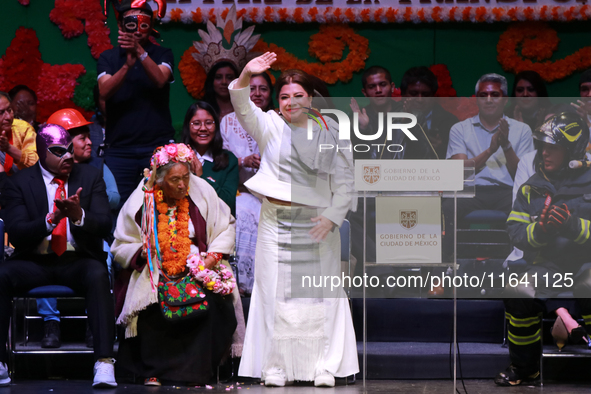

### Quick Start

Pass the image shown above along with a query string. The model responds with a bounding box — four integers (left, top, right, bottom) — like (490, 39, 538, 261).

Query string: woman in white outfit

(229, 52, 358, 387)
(220, 73, 274, 295)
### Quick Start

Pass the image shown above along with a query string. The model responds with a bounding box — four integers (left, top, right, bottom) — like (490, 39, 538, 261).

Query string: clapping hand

(54, 187, 83, 223)
(545, 203, 572, 231)
(571, 100, 591, 123)
(0, 131, 10, 152)
(244, 52, 277, 76)
(498, 118, 510, 149)
(350, 97, 369, 130)
(118, 29, 140, 67)
(489, 131, 501, 154)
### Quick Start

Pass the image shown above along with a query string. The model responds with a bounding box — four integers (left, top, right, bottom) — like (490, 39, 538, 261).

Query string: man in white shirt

(446, 73, 534, 222)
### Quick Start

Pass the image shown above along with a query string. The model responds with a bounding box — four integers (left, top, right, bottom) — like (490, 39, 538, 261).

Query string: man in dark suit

(399, 66, 458, 160)
(0, 124, 116, 388)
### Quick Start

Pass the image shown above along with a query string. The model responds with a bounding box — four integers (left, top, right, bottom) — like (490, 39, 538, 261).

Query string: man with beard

(0, 125, 115, 387)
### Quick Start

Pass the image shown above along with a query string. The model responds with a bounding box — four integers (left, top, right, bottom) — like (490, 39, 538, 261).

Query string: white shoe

(264, 374, 286, 387)
(92, 358, 117, 388)
(264, 368, 286, 387)
(314, 372, 335, 387)
(0, 362, 10, 386)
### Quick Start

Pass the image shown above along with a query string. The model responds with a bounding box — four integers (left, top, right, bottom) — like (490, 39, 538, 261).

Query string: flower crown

(150, 143, 195, 169)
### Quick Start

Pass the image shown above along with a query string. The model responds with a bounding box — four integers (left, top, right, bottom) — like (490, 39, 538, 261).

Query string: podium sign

(376, 196, 442, 264)
(355, 160, 464, 192)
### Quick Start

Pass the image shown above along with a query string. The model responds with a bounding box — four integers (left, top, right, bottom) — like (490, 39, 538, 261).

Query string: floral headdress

(140, 142, 235, 296)
(192, 5, 260, 73)
(150, 143, 195, 170)
(141, 143, 195, 285)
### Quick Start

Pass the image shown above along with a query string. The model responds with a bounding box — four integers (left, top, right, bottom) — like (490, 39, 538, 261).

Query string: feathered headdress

(192, 5, 260, 73)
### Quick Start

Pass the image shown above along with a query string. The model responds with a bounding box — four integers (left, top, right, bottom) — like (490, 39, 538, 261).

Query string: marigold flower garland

(155, 186, 191, 277)
(179, 24, 369, 98)
(497, 22, 591, 82)
(162, 5, 591, 24)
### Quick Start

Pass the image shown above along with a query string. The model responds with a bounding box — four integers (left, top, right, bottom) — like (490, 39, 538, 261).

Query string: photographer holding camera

(97, 0, 174, 209)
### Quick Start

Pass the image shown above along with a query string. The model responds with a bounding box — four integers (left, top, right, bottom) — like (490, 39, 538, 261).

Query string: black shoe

(494, 365, 539, 386)
(41, 320, 61, 348)
(85, 322, 94, 348)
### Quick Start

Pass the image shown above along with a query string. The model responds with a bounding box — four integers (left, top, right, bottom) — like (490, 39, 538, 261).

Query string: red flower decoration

(18, 0, 30, 5)
(168, 285, 181, 299)
(186, 283, 199, 297)
(0, 28, 88, 122)
(49, 0, 113, 59)
(429, 64, 457, 98)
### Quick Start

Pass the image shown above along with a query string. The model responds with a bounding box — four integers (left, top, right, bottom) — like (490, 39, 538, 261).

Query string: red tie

(51, 177, 67, 256)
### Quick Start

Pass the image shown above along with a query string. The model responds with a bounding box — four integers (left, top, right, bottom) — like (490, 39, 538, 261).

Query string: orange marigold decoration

(497, 22, 591, 82)
(155, 186, 191, 277)
(179, 24, 369, 98)
(170, 8, 183, 22)
(161, 5, 591, 24)
(432, 7, 442, 22)
(191, 8, 203, 23)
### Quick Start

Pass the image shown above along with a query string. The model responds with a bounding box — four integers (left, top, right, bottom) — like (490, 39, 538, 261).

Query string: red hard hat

(47, 108, 92, 131)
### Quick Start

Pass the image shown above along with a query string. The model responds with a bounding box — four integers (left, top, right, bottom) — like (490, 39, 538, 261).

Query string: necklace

(155, 186, 191, 276)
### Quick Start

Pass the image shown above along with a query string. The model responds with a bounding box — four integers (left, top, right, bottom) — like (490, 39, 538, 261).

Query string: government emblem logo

(363, 165, 380, 184)
(400, 210, 417, 230)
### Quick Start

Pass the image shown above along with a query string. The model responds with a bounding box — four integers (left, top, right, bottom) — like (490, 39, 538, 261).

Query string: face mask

(36, 124, 72, 171)
(123, 14, 151, 34)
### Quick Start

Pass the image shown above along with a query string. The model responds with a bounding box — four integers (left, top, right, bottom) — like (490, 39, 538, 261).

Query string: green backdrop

(2, 1, 590, 132)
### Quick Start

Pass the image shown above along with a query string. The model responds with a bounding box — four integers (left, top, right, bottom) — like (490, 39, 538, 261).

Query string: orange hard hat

(47, 108, 92, 131)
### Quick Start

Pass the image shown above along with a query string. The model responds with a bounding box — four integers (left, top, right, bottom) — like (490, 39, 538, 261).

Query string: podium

(354, 159, 475, 390)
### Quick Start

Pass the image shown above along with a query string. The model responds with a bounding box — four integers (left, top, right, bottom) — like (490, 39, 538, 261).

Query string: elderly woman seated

(112, 143, 237, 386)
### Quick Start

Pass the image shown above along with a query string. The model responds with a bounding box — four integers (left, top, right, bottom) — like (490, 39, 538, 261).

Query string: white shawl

(112, 174, 236, 338)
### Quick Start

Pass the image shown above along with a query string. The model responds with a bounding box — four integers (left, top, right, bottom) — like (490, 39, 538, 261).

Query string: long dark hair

(507, 70, 552, 129)
(181, 101, 229, 171)
(202, 61, 239, 116)
(251, 72, 275, 111)
(511, 71, 549, 98)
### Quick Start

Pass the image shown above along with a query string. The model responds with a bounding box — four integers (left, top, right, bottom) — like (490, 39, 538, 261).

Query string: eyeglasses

(190, 120, 215, 129)
(0, 107, 13, 117)
(47, 143, 74, 158)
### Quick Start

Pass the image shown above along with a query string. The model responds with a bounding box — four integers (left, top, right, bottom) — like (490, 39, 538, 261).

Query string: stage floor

(1, 379, 591, 393)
